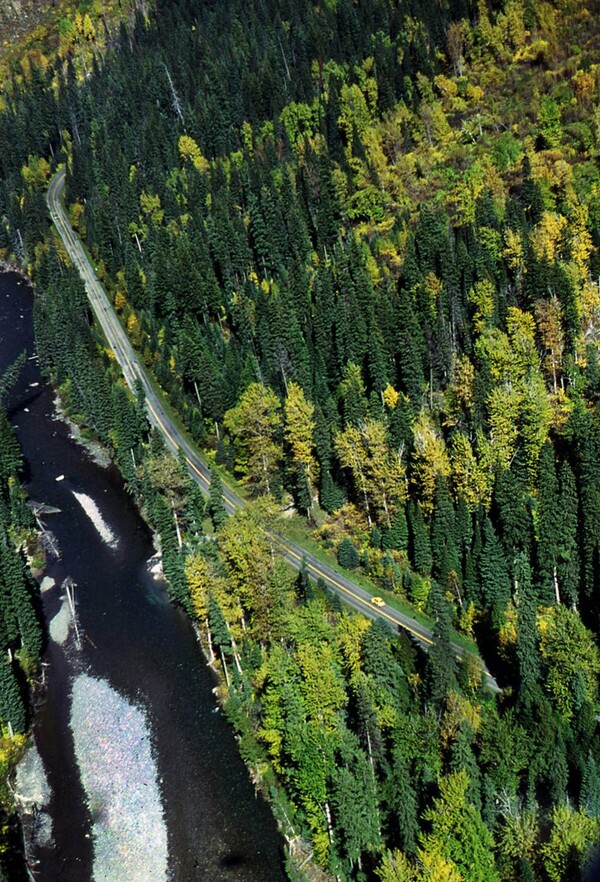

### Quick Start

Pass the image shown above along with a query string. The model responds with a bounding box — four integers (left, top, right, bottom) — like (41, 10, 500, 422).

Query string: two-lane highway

(46, 168, 499, 692)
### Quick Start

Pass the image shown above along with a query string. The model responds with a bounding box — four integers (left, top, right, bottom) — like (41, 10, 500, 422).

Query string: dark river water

(0, 272, 287, 881)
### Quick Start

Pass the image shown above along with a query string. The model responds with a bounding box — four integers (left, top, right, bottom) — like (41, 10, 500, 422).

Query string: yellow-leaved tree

(284, 381, 319, 508)
(410, 411, 450, 515)
(335, 419, 405, 528)
(223, 382, 283, 495)
(178, 134, 210, 173)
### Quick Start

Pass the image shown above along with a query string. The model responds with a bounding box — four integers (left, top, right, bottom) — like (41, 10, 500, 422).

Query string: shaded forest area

(0, 392, 44, 878)
(1, 0, 600, 878)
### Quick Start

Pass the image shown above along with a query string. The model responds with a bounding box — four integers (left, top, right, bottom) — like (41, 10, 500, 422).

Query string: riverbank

(2, 270, 289, 881)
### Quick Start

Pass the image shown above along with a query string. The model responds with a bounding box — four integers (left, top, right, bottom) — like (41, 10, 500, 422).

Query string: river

(0, 272, 287, 881)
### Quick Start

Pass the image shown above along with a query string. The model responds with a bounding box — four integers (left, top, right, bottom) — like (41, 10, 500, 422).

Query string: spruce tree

(208, 594, 232, 655)
(536, 442, 561, 605)
(557, 460, 580, 608)
(319, 470, 346, 514)
(431, 476, 459, 585)
(381, 748, 419, 856)
(337, 537, 359, 570)
(478, 518, 511, 630)
(0, 656, 26, 734)
(581, 754, 600, 817)
(408, 502, 432, 576)
(295, 557, 311, 602)
(423, 587, 457, 710)
(207, 468, 227, 530)
(493, 454, 532, 555)
(515, 551, 540, 699)
(382, 507, 408, 552)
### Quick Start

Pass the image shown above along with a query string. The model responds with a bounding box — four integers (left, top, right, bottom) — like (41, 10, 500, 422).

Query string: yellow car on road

(370, 596, 385, 607)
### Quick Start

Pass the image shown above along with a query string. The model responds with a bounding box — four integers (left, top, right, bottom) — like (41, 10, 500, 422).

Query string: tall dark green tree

(536, 442, 562, 605)
(514, 551, 540, 700)
(208, 467, 228, 530)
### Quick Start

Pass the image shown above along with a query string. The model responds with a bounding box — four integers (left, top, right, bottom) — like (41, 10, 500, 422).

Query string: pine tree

(423, 588, 457, 710)
(0, 656, 26, 734)
(338, 537, 360, 570)
(536, 443, 561, 605)
(381, 747, 419, 856)
(557, 460, 580, 608)
(208, 468, 227, 530)
(515, 551, 540, 699)
(409, 503, 432, 576)
(478, 518, 510, 630)
(382, 508, 408, 552)
(295, 557, 311, 602)
(580, 754, 600, 817)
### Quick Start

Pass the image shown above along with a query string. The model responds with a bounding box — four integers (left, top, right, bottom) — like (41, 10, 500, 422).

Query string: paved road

(47, 168, 499, 692)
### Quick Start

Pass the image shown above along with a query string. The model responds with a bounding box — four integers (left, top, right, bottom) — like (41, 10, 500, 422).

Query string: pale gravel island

(70, 674, 168, 882)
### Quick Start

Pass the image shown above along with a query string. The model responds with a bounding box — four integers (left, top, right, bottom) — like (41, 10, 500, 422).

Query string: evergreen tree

(208, 593, 232, 656)
(408, 503, 432, 576)
(581, 754, 600, 818)
(423, 588, 456, 710)
(515, 551, 540, 699)
(331, 733, 382, 874)
(478, 518, 510, 630)
(0, 656, 26, 734)
(208, 468, 228, 530)
(493, 455, 532, 555)
(431, 476, 459, 587)
(320, 469, 346, 514)
(337, 537, 360, 570)
(381, 747, 419, 856)
(536, 443, 562, 605)
(382, 508, 408, 552)
(557, 460, 580, 608)
(295, 557, 311, 602)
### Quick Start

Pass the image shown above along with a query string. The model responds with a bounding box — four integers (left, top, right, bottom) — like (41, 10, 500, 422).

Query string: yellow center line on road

(272, 537, 434, 645)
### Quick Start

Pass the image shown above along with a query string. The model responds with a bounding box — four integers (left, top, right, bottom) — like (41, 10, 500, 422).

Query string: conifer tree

(514, 552, 540, 700)
(382, 508, 408, 552)
(338, 537, 360, 570)
(423, 586, 456, 710)
(381, 748, 419, 856)
(0, 656, 26, 734)
(536, 443, 562, 605)
(557, 460, 580, 608)
(478, 518, 510, 629)
(581, 754, 600, 818)
(408, 503, 432, 576)
(431, 476, 459, 586)
(208, 468, 228, 531)
(295, 557, 311, 603)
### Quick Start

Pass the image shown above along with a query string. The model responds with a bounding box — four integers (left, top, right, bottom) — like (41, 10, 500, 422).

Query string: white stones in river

(14, 741, 53, 848)
(40, 576, 55, 593)
(71, 491, 118, 549)
(70, 674, 168, 882)
(48, 596, 73, 645)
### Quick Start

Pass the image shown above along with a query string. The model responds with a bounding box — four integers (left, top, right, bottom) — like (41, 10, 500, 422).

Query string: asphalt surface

(46, 168, 499, 692)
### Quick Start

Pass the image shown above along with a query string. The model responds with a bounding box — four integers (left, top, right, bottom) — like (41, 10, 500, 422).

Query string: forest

(1, 0, 600, 878)
(0, 380, 44, 876)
